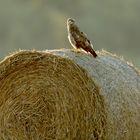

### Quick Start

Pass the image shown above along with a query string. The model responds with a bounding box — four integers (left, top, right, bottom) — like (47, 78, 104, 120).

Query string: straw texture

(0, 50, 106, 140)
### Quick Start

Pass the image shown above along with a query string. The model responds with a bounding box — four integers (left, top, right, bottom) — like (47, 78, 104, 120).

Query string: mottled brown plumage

(67, 18, 97, 58)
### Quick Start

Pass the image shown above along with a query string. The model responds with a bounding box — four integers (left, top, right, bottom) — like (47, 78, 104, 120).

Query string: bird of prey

(67, 18, 97, 58)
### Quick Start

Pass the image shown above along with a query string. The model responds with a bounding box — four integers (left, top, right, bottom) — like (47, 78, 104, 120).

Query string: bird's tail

(89, 48, 97, 58)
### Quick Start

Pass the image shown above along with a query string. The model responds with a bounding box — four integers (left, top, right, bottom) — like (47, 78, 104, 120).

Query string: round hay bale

(0, 50, 106, 139)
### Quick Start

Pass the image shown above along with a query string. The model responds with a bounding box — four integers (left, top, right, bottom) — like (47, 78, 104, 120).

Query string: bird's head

(67, 18, 75, 26)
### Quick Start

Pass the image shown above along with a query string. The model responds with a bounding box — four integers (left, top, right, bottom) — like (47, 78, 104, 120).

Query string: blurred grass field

(0, 0, 139, 68)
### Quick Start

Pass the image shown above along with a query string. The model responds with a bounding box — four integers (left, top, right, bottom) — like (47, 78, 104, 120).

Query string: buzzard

(67, 18, 97, 58)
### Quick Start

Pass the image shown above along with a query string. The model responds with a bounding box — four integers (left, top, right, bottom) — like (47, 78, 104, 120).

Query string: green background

(0, 0, 139, 68)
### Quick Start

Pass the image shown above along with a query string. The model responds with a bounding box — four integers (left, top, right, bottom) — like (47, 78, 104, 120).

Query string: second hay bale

(0, 51, 106, 139)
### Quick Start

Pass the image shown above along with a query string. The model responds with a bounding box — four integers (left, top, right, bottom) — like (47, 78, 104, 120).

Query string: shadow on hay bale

(0, 50, 106, 140)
